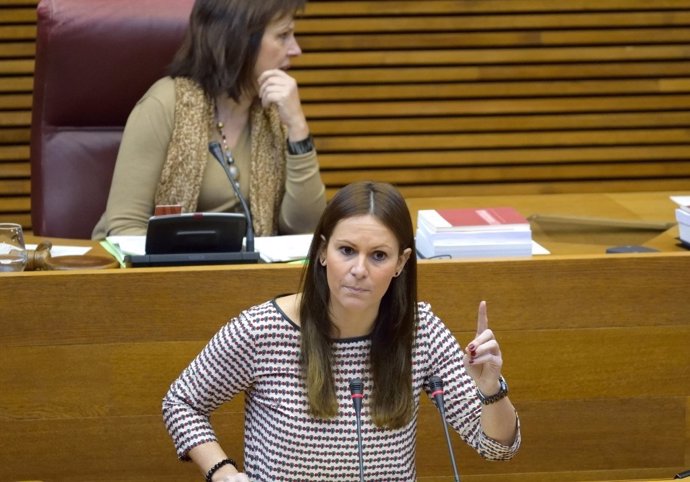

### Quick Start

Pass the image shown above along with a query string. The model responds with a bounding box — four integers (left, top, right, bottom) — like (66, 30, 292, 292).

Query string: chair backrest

(30, 0, 193, 238)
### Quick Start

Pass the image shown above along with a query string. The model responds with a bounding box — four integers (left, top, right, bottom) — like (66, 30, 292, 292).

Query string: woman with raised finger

(163, 181, 521, 481)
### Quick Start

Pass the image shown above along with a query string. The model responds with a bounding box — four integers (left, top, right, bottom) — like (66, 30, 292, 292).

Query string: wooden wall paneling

(0, 0, 36, 228)
(294, 0, 690, 195)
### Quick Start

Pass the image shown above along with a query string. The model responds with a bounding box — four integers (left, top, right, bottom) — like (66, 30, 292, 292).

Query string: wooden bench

(2, 0, 690, 229)
(1, 247, 688, 481)
(1, 193, 689, 481)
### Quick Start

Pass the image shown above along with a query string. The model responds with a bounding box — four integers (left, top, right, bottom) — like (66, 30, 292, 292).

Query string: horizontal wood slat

(0, 178, 30, 194)
(319, 162, 690, 186)
(326, 178, 690, 198)
(0, 59, 34, 74)
(296, 46, 690, 67)
(0, 145, 29, 159)
(300, 29, 690, 50)
(305, 96, 690, 118)
(309, 112, 690, 134)
(0, 160, 30, 176)
(298, 13, 690, 32)
(0, 8, 36, 22)
(295, 63, 690, 83)
(319, 145, 690, 167)
(305, 1, 690, 15)
(301, 79, 690, 101)
(316, 130, 690, 150)
(1, 0, 690, 230)
(0, 41, 36, 57)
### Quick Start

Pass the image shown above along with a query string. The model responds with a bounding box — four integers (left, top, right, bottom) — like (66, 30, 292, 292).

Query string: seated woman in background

(92, 0, 326, 239)
(162, 181, 520, 482)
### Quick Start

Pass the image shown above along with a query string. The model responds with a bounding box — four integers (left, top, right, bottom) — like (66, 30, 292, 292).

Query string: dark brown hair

(169, 0, 305, 101)
(299, 181, 418, 428)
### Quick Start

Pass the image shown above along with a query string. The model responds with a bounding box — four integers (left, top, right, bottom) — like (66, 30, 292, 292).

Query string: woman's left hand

(257, 69, 309, 141)
(463, 301, 504, 395)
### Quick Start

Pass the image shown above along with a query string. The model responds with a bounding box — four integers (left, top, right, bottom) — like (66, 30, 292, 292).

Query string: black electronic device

(605, 245, 659, 254)
(126, 138, 264, 268)
(126, 212, 260, 267)
(144, 212, 245, 254)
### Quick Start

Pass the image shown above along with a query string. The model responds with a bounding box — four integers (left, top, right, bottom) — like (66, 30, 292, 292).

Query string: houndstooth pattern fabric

(162, 300, 520, 481)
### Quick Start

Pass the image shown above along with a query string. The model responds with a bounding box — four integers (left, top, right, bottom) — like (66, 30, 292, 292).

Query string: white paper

(105, 236, 147, 256)
(532, 240, 550, 255)
(670, 195, 690, 207)
(255, 234, 313, 262)
(25, 244, 91, 257)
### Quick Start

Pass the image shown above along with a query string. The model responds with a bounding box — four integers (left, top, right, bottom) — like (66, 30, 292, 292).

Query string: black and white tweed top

(162, 299, 520, 481)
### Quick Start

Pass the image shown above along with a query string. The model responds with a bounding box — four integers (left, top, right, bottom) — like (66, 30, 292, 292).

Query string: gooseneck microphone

(429, 376, 461, 482)
(208, 141, 255, 253)
(349, 378, 365, 482)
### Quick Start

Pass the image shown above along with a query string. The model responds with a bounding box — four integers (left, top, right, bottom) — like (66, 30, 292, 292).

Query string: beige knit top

(92, 77, 326, 239)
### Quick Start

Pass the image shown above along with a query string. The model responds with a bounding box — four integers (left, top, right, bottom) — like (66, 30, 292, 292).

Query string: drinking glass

(0, 223, 28, 272)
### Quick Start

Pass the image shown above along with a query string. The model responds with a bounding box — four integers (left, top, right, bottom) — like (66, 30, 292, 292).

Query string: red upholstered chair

(30, 0, 193, 238)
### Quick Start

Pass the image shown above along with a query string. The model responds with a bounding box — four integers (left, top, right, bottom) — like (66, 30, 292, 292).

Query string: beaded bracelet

(205, 458, 237, 482)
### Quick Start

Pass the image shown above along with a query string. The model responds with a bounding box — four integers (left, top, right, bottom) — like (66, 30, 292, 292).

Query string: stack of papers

(675, 205, 690, 246)
(254, 234, 313, 263)
(416, 207, 533, 258)
(671, 195, 690, 248)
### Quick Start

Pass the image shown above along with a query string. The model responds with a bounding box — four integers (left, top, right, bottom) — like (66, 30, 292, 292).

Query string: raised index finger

(476, 300, 488, 336)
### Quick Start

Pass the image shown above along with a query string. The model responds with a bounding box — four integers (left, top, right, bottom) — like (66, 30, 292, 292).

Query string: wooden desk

(1, 192, 689, 482)
(591, 479, 679, 482)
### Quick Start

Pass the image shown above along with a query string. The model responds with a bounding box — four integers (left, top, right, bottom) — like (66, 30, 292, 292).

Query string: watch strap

(287, 134, 314, 155)
(477, 375, 509, 405)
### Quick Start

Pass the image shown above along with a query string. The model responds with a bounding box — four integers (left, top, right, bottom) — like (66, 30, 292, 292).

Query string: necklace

(215, 119, 240, 181)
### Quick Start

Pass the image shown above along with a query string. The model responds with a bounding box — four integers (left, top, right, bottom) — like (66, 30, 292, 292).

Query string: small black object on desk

(606, 245, 660, 254)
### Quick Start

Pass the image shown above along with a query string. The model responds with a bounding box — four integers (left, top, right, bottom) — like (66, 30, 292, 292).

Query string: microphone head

(429, 375, 444, 394)
(349, 378, 364, 397)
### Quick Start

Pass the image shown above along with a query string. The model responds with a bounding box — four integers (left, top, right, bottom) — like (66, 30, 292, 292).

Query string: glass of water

(0, 223, 28, 272)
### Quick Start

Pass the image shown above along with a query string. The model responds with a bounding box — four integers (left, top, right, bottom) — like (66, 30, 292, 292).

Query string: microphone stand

(208, 141, 256, 253)
(349, 378, 365, 482)
(429, 376, 460, 482)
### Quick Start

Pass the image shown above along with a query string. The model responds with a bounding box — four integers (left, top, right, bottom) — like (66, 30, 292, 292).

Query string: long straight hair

(169, 0, 305, 101)
(299, 181, 418, 428)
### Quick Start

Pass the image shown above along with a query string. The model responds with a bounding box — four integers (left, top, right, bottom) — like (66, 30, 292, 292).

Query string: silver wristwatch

(477, 375, 509, 405)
